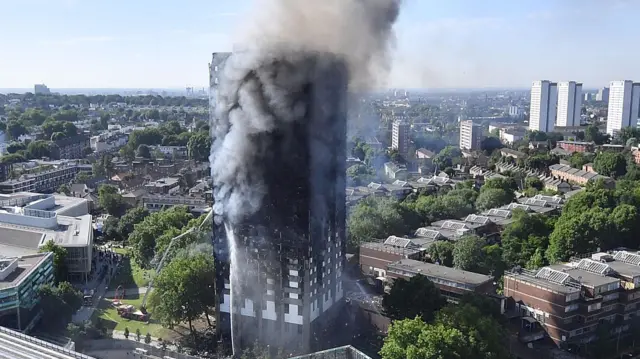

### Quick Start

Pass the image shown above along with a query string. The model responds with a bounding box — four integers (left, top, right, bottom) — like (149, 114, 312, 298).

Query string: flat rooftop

(549, 265, 619, 288)
(0, 214, 92, 249)
(0, 253, 51, 290)
(0, 325, 94, 359)
(388, 258, 493, 286)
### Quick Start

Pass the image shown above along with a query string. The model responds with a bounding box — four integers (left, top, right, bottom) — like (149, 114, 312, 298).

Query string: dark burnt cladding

(209, 50, 348, 354)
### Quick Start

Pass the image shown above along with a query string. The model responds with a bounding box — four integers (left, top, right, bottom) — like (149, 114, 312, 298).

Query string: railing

(0, 325, 93, 359)
(290, 345, 372, 359)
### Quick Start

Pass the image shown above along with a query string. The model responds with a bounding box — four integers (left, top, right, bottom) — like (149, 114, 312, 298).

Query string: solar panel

(414, 228, 442, 239)
(576, 258, 611, 275)
(441, 221, 467, 230)
(508, 203, 531, 211)
(488, 209, 512, 218)
(614, 251, 640, 266)
(384, 236, 411, 248)
(464, 214, 489, 225)
(535, 267, 570, 284)
(525, 198, 547, 207)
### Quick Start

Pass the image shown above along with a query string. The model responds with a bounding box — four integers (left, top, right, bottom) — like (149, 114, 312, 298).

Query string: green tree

(525, 176, 543, 191)
(40, 240, 68, 282)
(136, 144, 151, 158)
(19, 108, 47, 126)
(426, 241, 454, 267)
(149, 253, 216, 334)
(38, 282, 82, 330)
(6, 141, 26, 154)
(119, 145, 135, 162)
(546, 207, 612, 263)
(569, 152, 594, 169)
(63, 121, 78, 137)
(500, 211, 554, 268)
(346, 164, 374, 186)
(347, 197, 413, 250)
(594, 151, 627, 178)
(136, 328, 141, 342)
(145, 332, 152, 344)
(584, 125, 607, 145)
(42, 118, 65, 138)
(433, 146, 462, 169)
(51, 132, 66, 141)
(6, 120, 27, 140)
(26, 140, 53, 159)
(187, 131, 212, 162)
(453, 235, 486, 272)
(58, 184, 71, 196)
(98, 185, 127, 216)
(116, 207, 150, 242)
(0, 153, 27, 165)
(128, 206, 193, 267)
(475, 188, 513, 211)
(382, 275, 446, 322)
(124, 327, 129, 339)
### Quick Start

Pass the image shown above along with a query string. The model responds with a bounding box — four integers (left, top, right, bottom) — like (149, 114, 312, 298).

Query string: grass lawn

(108, 248, 155, 290)
(92, 294, 167, 338)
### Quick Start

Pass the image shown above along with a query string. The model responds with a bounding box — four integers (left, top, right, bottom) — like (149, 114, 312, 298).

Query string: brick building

(504, 251, 640, 350)
(556, 141, 595, 153)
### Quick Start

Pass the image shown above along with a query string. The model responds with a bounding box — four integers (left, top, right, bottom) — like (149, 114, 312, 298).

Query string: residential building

(33, 84, 50, 94)
(0, 163, 8, 183)
(606, 80, 640, 135)
(556, 141, 595, 154)
(142, 195, 210, 216)
(549, 164, 612, 186)
(53, 135, 90, 159)
(0, 164, 83, 194)
(144, 177, 180, 195)
(557, 82, 583, 127)
(0, 326, 94, 358)
(151, 145, 188, 158)
(459, 120, 482, 151)
(415, 148, 435, 160)
(210, 52, 347, 354)
(507, 105, 524, 119)
(0, 193, 93, 281)
(500, 130, 525, 144)
(500, 148, 526, 159)
(386, 259, 494, 302)
(391, 120, 410, 154)
(596, 87, 610, 103)
(383, 162, 407, 180)
(504, 251, 640, 349)
(529, 80, 558, 132)
(0, 253, 54, 331)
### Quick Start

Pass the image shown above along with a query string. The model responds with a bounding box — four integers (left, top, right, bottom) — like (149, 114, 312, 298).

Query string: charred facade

(209, 51, 348, 354)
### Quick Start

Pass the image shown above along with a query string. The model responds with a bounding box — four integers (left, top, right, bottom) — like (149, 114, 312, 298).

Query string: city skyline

(1, 0, 639, 89)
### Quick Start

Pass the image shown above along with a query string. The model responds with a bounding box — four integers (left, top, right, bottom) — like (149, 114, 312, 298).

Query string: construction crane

(140, 210, 214, 311)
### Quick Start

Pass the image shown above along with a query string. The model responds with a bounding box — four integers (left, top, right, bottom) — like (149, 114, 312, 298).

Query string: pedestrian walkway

(111, 330, 178, 352)
(104, 286, 149, 298)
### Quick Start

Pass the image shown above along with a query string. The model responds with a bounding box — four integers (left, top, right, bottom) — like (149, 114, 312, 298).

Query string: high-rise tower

(529, 80, 558, 133)
(209, 52, 347, 355)
(556, 81, 582, 127)
(607, 80, 640, 135)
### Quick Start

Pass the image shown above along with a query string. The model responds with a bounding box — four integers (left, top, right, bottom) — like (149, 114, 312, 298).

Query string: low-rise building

(0, 164, 86, 194)
(53, 135, 90, 159)
(504, 251, 640, 349)
(0, 193, 93, 281)
(142, 195, 210, 215)
(556, 141, 595, 153)
(386, 259, 494, 302)
(500, 148, 526, 159)
(0, 253, 54, 331)
(144, 177, 180, 195)
(549, 164, 612, 187)
(383, 162, 408, 180)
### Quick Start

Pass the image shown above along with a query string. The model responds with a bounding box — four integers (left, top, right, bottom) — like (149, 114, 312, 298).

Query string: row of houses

(359, 194, 565, 303)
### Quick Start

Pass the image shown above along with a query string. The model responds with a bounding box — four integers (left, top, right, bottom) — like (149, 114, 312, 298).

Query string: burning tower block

(209, 51, 348, 354)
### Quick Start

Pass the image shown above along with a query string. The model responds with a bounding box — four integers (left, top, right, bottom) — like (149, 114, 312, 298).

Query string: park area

(90, 247, 209, 344)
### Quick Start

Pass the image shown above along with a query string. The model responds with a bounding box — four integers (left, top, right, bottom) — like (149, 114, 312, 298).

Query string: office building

(33, 84, 50, 95)
(529, 81, 558, 132)
(606, 80, 640, 135)
(596, 87, 610, 103)
(0, 253, 54, 331)
(504, 251, 640, 349)
(391, 120, 410, 154)
(556, 82, 582, 127)
(0, 193, 93, 281)
(210, 52, 347, 354)
(459, 120, 482, 151)
(507, 105, 524, 119)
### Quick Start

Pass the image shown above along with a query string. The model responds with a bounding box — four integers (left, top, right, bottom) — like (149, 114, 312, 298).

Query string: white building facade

(529, 80, 558, 133)
(391, 120, 410, 154)
(607, 81, 640, 135)
(459, 120, 482, 150)
(556, 82, 582, 127)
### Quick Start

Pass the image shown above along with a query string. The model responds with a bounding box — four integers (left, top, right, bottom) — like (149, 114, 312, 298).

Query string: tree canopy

(382, 275, 446, 323)
(40, 240, 68, 283)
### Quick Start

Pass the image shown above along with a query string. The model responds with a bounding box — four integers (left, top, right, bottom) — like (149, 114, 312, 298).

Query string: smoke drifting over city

(211, 0, 402, 225)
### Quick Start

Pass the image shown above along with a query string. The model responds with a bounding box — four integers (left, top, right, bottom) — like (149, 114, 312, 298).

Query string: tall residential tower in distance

(459, 120, 482, 151)
(556, 81, 583, 127)
(391, 120, 410, 154)
(596, 87, 610, 103)
(606, 80, 640, 135)
(209, 52, 347, 355)
(529, 80, 558, 133)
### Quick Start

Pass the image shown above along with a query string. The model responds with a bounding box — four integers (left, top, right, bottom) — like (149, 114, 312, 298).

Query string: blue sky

(0, 0, 637, 89)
